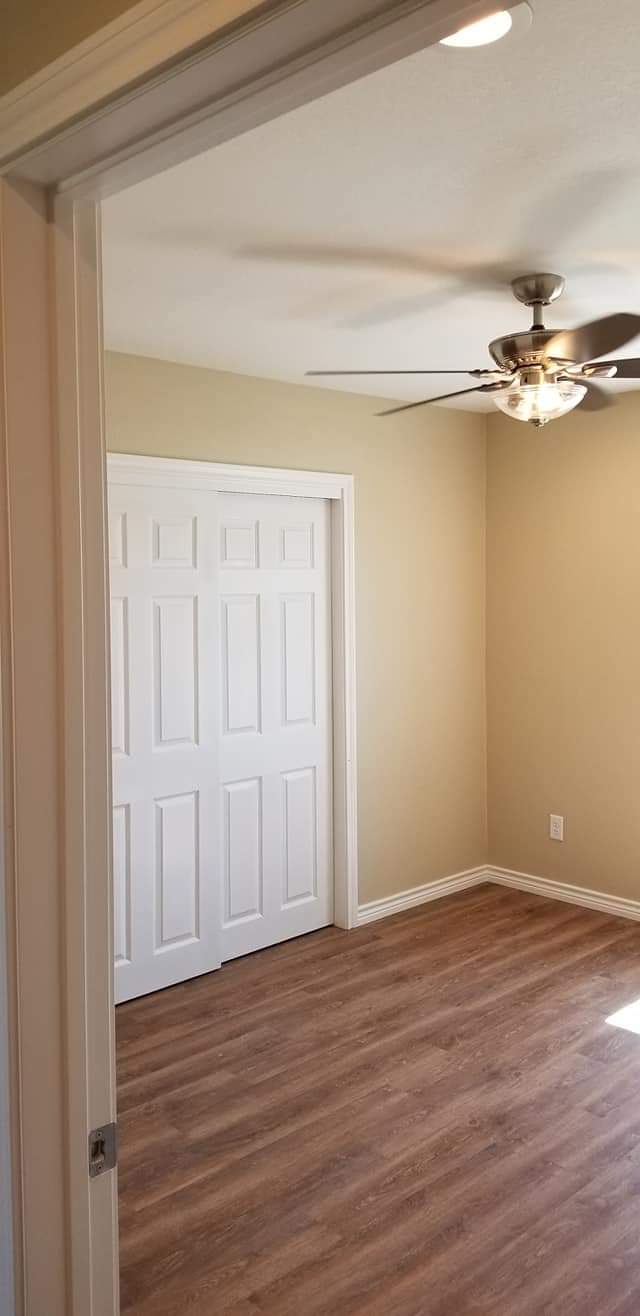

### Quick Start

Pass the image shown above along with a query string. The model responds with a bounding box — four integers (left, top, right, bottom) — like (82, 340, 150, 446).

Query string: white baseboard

(357, 867, 488, 925)
(357, 864, 640, 928)
(486, 865, 640, 923)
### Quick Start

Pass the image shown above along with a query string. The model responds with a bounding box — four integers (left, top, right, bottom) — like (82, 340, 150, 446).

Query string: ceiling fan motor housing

(489, 328, 563, 374)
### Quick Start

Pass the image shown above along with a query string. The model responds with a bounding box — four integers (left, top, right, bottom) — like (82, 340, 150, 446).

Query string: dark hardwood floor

(117, 883, 640, 1315)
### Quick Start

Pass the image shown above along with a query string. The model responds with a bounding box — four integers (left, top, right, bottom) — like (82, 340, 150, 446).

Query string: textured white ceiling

(102, 0, 640, 410)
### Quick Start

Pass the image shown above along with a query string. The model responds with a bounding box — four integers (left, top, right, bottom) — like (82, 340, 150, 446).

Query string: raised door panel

(109, 509, 128, 567)
(280, 523, 314, 569)
(281, 593, 316, 726)
(152, 515, 197, 568)
(221, 520, 258, 569)
(112, 804, 131, 965)
(154, 791, 199, 948)
(221, 596, 261, 735)
(282, 767, 317, 906)
(223, 778, 262, 925)
(110, 596, 130, 757)
(153, 596, 198, 748)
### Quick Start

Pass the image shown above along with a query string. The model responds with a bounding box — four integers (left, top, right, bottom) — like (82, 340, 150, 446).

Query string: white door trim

(54, 197, 120, 1316)
(108, 453, 351, 500)
(107, 453, 358, 933)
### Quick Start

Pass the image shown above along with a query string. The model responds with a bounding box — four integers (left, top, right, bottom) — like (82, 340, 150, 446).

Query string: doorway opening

(1, 2, 489, 1308)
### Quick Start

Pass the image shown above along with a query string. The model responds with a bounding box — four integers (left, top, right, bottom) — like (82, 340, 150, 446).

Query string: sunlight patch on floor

(606, 998, 640, 1035)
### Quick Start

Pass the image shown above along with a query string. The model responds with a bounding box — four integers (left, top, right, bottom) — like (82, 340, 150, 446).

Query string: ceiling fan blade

(240, 243, 436, 275)
(343, 284, 461, 330)
(578, 379, 615, 412)
(547, 314, 640, 366)
(377, 384, 495, 418)
(583, 357, 640, 380)
(306, 369, 480, 377)
(515, 168, 629, 262)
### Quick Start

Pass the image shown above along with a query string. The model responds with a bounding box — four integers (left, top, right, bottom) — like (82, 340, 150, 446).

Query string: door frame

(0, 1, 495, 1311)
(107, 451, 358, 934)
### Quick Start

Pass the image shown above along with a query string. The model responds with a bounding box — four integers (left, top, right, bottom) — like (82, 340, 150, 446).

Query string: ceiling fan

(306, 274, 640, 426)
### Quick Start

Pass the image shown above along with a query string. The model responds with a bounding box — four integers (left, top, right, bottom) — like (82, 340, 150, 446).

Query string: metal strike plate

(88, 1122, 117, 1178)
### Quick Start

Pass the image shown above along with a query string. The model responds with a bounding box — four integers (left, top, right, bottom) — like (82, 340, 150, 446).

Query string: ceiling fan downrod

(510, 271, 566, 331)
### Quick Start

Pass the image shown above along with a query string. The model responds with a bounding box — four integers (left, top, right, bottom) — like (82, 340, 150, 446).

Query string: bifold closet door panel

(109, 482, 221, 1002)
(218, 492, 333, 961)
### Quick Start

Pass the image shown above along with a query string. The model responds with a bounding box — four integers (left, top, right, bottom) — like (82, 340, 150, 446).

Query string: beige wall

(0, 0, 136, 94)
(105, 351, 488, 905)
(487, 393, 640, 900)
(106, 352, 640, 907)
(0, 0, 267, 96)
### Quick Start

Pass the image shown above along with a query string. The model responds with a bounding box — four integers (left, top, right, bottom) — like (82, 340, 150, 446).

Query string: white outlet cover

(549, 814, 564, 842)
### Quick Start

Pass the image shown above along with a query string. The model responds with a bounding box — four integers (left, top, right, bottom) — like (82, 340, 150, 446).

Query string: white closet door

(109, 483, 220, 1002)
(219, 492, 333, 960)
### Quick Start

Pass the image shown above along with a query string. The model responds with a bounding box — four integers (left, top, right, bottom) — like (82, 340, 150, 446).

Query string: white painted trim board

(357, 867, 488, 925)
(358, 866, 640, 926)
(107, 452, 351, 500)
(486, 866, 640, 923)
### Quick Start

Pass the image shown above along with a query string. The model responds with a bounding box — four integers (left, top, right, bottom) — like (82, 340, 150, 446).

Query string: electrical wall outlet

(549, 814, 564, 842)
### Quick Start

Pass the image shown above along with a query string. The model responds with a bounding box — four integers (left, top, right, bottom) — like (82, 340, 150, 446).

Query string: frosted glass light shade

(492, 380, 587, 427)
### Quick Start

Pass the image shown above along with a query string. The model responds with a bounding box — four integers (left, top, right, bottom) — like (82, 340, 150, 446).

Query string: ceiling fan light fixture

(305, 270, 640, 426)
(440, 10, 513, 47)
(492, 379, 587, 427)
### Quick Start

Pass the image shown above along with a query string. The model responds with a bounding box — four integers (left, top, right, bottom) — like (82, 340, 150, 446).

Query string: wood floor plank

(117, 884, 640, 1314)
